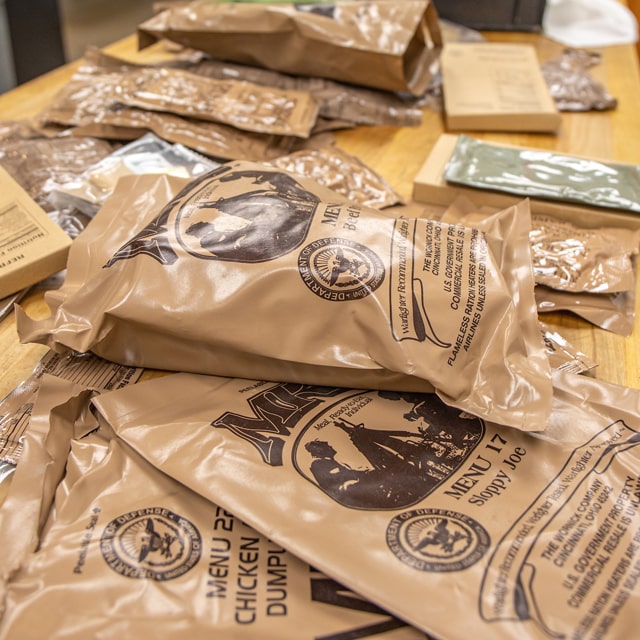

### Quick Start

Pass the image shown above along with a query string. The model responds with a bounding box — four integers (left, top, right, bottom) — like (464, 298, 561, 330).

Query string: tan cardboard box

(413, 133, 640, 230)
(0, 166, 71, 298)
(440, 42, 561, 133)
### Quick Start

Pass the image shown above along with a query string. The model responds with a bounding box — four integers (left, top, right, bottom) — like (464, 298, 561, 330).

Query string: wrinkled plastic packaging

(539, 321, 597, 374)
(0, 376, 427, 639)
(444, 135, 640, 214)
(530, 215, 639, 293)
(113, 66, 320, 138)
(541, 48, 617, 112)
(48, 132, 219, 216)
(0, 136, 113, 212)
(0, 349, 143, 465)
(536, 284, 636, 336)
(138, 0, 442, 95)
(41, 367, 640, 639)
(17, 166, 551, 430)
(38, 63, 322, 162)
(186, 57, 424, 127)
(268, 146, 403, 209)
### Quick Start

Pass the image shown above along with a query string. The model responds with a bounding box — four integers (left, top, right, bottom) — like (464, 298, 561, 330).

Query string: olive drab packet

(85, 369, 640, 640)
(137, 0, 442, 96)
(0, 376, 429, 640)
(17, 164, 551, 430)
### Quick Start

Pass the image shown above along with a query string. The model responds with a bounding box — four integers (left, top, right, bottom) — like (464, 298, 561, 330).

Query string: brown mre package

(0, 375, 428, 639)
(17, 166, 551, 430)
(87, 368, 640, 639)
(138, 0, 442, 96)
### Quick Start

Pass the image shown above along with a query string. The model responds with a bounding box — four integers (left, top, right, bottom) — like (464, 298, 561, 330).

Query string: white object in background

(543, 0, 638, 47)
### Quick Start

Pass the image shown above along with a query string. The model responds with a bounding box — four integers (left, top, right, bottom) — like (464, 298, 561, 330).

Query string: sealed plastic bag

(17, 165, 551, 430)
(138, 0, 442, 95)
(0, 375, 427, 639)
(84, 368, 640, 639)
(48, 133, 219, 216)
(444, 135, 640, 214)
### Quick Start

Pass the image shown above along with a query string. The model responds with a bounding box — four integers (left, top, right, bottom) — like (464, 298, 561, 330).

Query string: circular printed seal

(174, 167, 318, 262)
(298, 237, 385, 301)
(386, 508, 489, 572)
(100, 508, 202, 581)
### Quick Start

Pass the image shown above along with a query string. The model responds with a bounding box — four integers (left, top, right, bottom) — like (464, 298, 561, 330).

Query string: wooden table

(1, 26, 640, 403)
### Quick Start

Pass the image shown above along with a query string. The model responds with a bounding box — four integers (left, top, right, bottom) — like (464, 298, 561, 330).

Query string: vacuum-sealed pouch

(17, 163, 551, 430)
(89, 369, 640, 640)
(536, 284, 636, 336)
(137, 0, 442, 96)
(530, 215, 640, 294)
(268, 146, 403, 209)
(0, 376, 427, 639)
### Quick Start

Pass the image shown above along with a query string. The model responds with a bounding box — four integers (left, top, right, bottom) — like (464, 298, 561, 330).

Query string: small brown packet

(17, 165, 551, 430)
(0, 136, 113, 212)
(39, 76, 314, 162)
(188, 57, 424, 128)
(0, 375, 428, 639)
(530, 215, 640, 294)
(89, 367, 640, 639)
(536, 284, 636, 337)
(113, 66, 320, 138)
(268, 146, 403, 209)
(541, 48, 618, 112)
(138, 0, 442, 96)
(40, 65, 319, 139)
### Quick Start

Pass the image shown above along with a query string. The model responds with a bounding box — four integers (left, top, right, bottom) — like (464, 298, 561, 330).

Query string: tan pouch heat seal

(17, 164, 551, 430)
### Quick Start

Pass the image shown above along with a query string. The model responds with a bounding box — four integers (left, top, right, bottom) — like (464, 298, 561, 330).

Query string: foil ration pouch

(87, 369, 640, 639)
(17, 164, 551, 430)
(0, 376, 428, 639)
(137, 0, 442, 96)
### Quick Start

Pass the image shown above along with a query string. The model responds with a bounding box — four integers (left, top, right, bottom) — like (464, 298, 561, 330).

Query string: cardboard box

(0, 166, 71, 298)
(413, 134, 640, 231)
(440, 42, 561, 133)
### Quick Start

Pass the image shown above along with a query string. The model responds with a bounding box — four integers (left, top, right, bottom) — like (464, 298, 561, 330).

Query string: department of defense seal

(386, 508, 489, 572)
(298, 237, 385, 301)
(100, 507, 202, 581)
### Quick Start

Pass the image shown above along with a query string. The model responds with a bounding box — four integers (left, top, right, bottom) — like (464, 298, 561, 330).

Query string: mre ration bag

(17, 164, 551, 430)
(0, 376, 427, 639)
(89, 369, 640, 640)
(137, 1, 442, 96)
